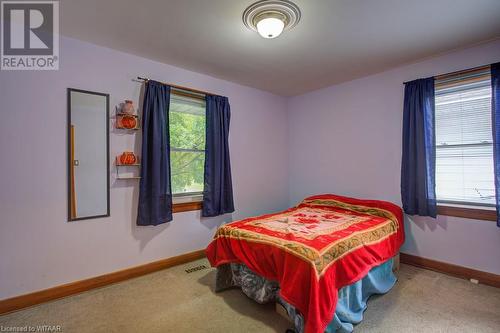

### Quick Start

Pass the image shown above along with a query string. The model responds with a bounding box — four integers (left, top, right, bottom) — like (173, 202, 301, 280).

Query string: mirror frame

(67, 88, 110, 221)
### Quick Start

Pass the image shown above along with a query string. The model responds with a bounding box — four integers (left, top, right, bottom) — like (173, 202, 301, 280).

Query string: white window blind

(435, 70, 494, 206)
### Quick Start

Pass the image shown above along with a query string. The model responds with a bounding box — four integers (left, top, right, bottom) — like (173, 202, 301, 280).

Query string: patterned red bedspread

(206, 194, 404, 333)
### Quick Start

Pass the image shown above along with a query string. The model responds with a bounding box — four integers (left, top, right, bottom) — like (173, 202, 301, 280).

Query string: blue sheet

(215, 258, 396, 332)
(327, 259, 396, 332)
(277, 259, 396, 333)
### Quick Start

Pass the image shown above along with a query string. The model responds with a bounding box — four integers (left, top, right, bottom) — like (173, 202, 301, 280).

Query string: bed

(206, 194, 405, 333)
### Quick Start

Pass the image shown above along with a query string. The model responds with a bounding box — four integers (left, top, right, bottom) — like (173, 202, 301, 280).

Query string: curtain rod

(403, 64, 491, 85)
(136, 76, 214, 96)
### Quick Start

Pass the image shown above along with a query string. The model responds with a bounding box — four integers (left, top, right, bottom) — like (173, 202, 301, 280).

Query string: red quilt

(206, 194, 404, 333)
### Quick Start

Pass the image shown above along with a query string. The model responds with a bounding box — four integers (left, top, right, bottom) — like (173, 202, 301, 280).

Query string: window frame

(169, 89, 206, 213)
(434, 65, 496, 221)
(436, 204, 496, 222)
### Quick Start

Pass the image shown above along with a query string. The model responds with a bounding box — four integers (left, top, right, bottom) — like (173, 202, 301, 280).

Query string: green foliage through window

(169, 95, 206, 194)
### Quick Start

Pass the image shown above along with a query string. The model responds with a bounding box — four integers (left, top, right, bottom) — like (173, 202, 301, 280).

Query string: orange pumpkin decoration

(121, 115, 137, 129)
(120, 152, 137, 165)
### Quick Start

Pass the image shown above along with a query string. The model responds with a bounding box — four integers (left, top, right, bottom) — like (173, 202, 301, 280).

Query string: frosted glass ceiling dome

(243, 0, 301, 39)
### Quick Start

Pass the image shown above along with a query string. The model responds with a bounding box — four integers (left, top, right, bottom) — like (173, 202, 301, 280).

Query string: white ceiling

(61, 0, 500, 96)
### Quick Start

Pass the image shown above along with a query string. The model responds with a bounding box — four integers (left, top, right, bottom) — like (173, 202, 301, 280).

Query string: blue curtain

(492, 62, 500, 227)
(137, 81, 173, 226)
(401, 77, 437, 217)
(202, 95, 235, 217)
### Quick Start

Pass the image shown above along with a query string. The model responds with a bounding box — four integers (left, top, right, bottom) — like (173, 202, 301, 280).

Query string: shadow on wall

(105, 81, 172, 250)
(201, 213, 234, 230)
(402, 214, 449, 256)
(411, 214, 449, 232)
(110, 81, 233, 251)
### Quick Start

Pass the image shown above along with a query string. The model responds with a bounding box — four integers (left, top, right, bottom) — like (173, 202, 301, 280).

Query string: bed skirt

(215, 258, 397, 333)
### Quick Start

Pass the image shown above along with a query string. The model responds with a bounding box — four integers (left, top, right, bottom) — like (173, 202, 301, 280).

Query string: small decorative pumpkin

(122, 100, 135, 114)
(121, 115, 137, 129)
(120, 152, 137, 165)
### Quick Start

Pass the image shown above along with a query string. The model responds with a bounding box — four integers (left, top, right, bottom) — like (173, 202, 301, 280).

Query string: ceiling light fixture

(243, 0, 301, 39)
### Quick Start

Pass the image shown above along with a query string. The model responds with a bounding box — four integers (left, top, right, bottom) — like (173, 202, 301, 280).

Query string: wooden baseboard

(400, 253, 500, 288)
(4, 251, 495, 315)
(0, 249, 206, 315)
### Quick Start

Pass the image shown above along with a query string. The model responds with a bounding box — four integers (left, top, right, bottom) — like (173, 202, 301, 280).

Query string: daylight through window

(169, 92, 206, 196)
(435, 68, 494, 206)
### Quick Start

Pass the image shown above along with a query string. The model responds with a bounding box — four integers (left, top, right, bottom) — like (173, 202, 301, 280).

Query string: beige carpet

(1, 259, 499, 333)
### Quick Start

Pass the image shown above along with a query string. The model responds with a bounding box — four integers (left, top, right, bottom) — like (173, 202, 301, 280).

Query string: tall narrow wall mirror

(68, 88, 110, 221)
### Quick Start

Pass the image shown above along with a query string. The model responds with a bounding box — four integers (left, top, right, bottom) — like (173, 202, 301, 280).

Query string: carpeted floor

(1, 259, 499, 333)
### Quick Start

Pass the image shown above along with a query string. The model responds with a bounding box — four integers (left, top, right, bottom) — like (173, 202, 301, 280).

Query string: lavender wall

(0, 37, 289, 299)
(288, 40, 500, 275)
(1, 36, 499, 301)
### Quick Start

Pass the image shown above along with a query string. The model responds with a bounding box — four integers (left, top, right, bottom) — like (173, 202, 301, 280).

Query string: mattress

(206, 194, 404, 333)
(215, 258, 397, 333)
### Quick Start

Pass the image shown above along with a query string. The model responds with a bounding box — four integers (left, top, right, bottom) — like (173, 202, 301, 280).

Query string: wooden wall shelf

(116, 112, 138, 118)
(115, 124, 140, 130)
(115, 156, 140, 180)
(114, 102, 141, 181)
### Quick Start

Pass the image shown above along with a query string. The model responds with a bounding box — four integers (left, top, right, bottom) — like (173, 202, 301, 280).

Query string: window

(435, 67, 494, 207)
(169, 91, 206, 201)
